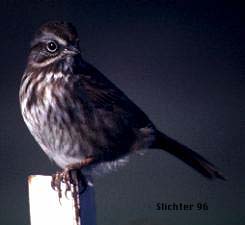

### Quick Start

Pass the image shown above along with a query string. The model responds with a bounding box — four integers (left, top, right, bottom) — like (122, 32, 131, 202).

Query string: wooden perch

(28, 175, 96, 225)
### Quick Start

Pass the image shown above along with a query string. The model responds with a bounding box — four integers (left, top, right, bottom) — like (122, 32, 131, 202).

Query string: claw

(51, 170, 73, 199)
(50, 168, 89, 200)
(51, 172, 63, 200)
(50, 156, 96, 224)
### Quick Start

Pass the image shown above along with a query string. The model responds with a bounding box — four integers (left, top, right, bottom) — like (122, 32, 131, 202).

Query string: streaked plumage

(19, 21, 225, 180)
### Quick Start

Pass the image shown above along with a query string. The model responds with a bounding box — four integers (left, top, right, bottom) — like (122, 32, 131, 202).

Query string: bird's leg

(75, 169, 88, 195)
(51, 156, 95, 199)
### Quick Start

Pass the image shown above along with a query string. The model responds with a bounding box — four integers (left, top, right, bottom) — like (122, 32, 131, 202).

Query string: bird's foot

(51, 169, 75, 199)
(51, 156, 95, 199)
(51, 157, 96, 224)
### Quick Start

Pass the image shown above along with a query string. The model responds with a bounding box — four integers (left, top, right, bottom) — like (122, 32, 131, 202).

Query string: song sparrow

(19, 21, 225, 194)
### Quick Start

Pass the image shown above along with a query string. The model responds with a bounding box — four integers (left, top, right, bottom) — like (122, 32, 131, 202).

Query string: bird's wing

(76, 61, 152, 128)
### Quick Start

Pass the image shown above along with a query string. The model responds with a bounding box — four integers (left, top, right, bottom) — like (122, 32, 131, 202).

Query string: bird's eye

(46, 41, 58, 53)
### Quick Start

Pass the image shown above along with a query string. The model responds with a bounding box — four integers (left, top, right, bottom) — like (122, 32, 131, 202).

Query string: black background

(0, 1, 244, 225)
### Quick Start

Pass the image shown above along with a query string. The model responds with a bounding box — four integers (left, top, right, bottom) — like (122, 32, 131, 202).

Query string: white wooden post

(28, 175, 96, 225)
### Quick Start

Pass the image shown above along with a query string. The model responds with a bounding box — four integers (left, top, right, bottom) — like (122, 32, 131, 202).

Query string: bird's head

(27, 21, 81, 73)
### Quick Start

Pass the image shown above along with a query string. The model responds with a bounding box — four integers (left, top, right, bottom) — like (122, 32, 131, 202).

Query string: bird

(19, 21, 225, 194)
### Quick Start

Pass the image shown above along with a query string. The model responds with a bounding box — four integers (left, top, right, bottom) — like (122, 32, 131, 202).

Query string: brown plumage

(19, 21, 225, 184)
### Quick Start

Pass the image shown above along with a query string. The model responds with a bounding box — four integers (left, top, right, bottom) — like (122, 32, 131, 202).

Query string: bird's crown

(31, 21, 78, 47)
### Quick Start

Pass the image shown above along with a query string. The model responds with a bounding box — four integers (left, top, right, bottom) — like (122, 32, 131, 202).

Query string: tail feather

(151, 130, 226, 180)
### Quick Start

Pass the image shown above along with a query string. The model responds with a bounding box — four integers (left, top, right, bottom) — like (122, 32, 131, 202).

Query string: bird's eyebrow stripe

(31, 31, 67, 46)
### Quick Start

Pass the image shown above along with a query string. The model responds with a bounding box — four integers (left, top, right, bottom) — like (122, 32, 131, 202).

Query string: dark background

(0, 1, 244, 225)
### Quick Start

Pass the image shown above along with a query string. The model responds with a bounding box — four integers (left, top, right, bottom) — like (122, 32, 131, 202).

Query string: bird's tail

(150, 130, 226, 180)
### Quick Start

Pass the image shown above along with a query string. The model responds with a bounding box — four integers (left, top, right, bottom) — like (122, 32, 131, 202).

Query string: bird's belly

(21, 98, 89, 167)
(21, 96, 135, 169)
(19, 71, 140, 169)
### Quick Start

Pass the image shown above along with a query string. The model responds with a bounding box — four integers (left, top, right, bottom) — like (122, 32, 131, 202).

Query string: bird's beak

(64, 46, 80, 55)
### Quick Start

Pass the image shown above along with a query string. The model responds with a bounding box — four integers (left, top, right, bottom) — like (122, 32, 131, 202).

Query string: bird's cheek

(28, 52, 46, 64)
